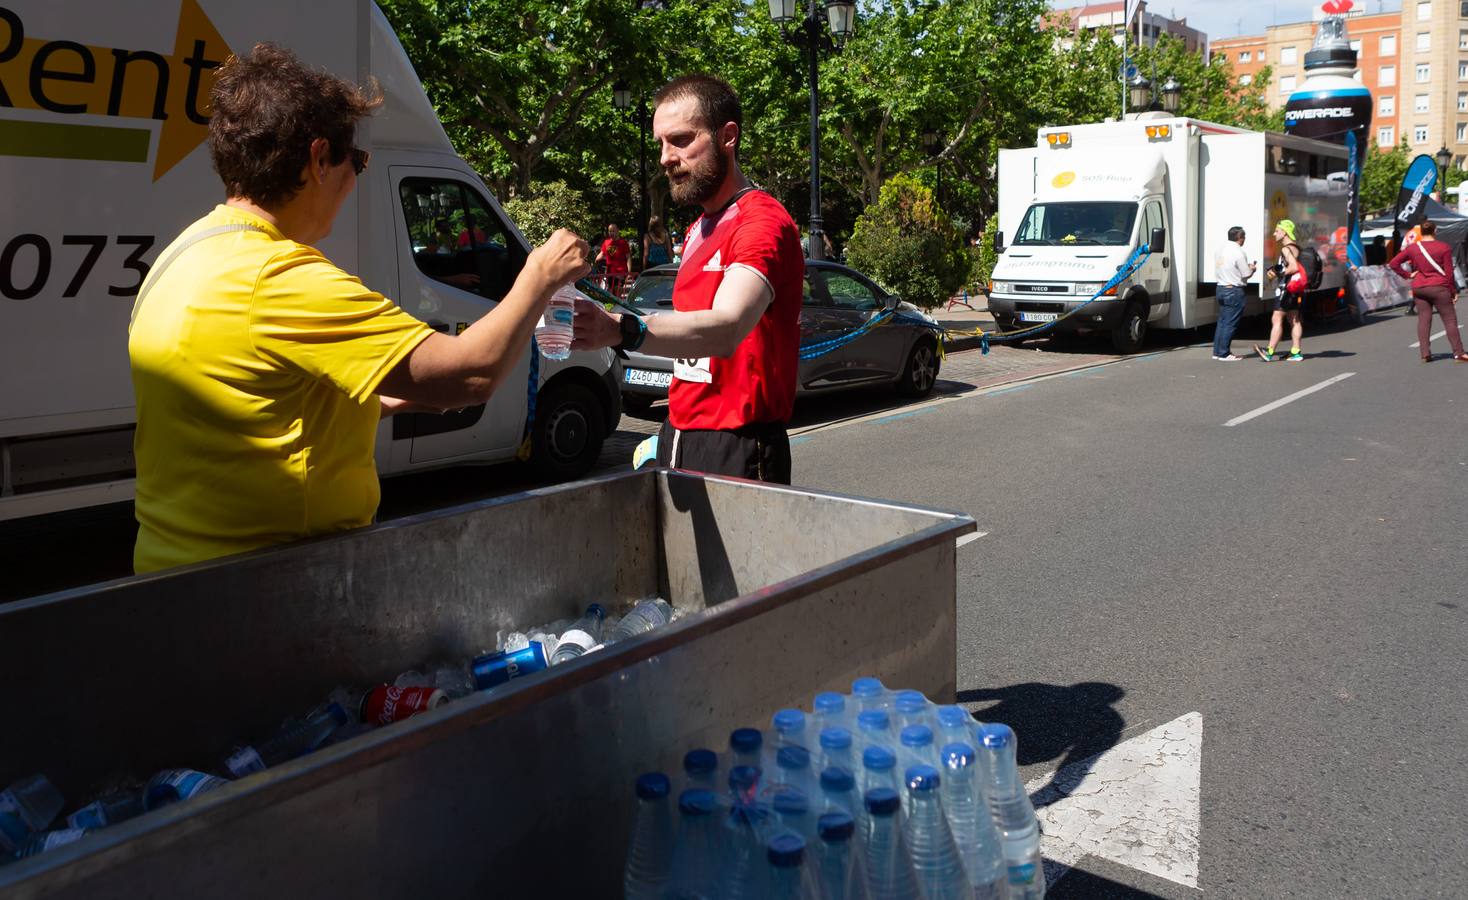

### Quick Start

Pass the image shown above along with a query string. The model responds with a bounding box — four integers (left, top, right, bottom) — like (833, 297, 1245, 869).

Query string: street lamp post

(613, 81, 651, 263)
(1435, 145, 1452, 202)
(768, 0, 855, 261)
(923, 129, 942, 206)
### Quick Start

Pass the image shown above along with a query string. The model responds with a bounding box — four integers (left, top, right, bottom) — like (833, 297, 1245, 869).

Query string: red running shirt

(668, 190, 803, 431)
(600, 237, 630, 273)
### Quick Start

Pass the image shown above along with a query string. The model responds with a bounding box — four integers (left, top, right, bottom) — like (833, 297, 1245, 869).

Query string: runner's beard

(669, 145, 730, 208)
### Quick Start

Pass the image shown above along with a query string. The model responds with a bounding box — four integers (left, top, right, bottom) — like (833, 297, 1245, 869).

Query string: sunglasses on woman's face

(350, 147, 370, 176)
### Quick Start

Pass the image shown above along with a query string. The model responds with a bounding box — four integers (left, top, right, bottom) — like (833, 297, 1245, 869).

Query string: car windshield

(1014, 202, 1138, 246)
(626, 273, 676, 311)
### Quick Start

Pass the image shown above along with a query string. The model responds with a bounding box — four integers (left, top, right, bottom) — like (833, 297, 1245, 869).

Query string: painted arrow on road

(1026, 711, 1202, 891)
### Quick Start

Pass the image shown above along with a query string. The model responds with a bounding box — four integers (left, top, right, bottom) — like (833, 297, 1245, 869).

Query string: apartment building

(1047, 1, 1208, 53)
(1397, 0, 1468, 165)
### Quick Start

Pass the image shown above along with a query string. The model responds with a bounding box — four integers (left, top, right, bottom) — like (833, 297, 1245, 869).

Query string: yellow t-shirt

(128, 205, 434, 573)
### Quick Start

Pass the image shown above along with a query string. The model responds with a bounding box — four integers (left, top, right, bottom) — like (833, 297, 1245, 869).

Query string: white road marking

(1029, 712, 1202, 890)
(955, 531, 989, 547)
(1223, 372, 1356, 427)
(1409, 330, 1447, 349)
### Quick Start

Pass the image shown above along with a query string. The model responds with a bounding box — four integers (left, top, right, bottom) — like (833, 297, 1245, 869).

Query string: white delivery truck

(989, 117, 1350, 352)
(0, 0, 622, 521)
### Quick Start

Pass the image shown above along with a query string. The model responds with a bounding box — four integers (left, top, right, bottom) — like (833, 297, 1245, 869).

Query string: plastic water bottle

(818, 766, 859, 819)
(549, 604, 605, 665)
(0, 775, 64, 854)
(535, 284, 577, 360)
(683, 749, 719, 790)
(604, 598, 673, 644)
(142, 770, 229, 811)
(763, 832, 818, 899)
(727, 765, 763, 813)
(66, 789, 143, 831)
(815, 811, 869, 900)
(851, 677, 887, 711)
(772, 708, 810, 752)
(665, 788, 719, 899)
(813, 691, 848, 729)
(935, 705, 975, 750)
(979, 723, 1045, 899)
(819, 726, 855, 772)
(941, 742, 1006, 900)
(623, 772, 675, 900)
(775, 745, 815, 798)
(899, 724, 940, 772)
(720, 773, 772, 900)
(730, 729, 764, 773)
(862, 787, 919, 900)
(859, 746, 900, 801)
(225, 702, 350, 776)
(892, 690, 932, 729)
(14, 827, 87, 859)
(903, 765, 968, 900)
(856, 709, 893, 751)
(773, 788, 815, 841)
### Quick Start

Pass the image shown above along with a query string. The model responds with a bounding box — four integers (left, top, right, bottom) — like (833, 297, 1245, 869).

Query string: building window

(1281, 75, 1297, 92)
(1380, 126, 1396, 145)
(1382, 34, 1397, 55)
(1381, 65, 1397, 86)
(1459, 122, 1468, 141)
(1240, 74, 1253, 85)
(1281, 46, 1298, 65)
(1419, 32, 1432, 51)
(1240, 50, 1251, 62)
(1381, 96, 1396, 116)
(1461, 30, 1468, 48)
(1417, 93, 1432, 112)
(1459, 92, 1468, 110)
(1415, 125, 1430, 143)
(1418, 63, 1432, 82)
(1461, 60, 1468, 79)
(1351, 40, 1362, 53)
(1420, 1, 1433, 21)
(1462, 0, 1468, 16)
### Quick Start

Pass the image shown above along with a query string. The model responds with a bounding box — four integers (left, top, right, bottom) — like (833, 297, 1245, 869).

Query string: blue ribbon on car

(798, 309, 945, 361)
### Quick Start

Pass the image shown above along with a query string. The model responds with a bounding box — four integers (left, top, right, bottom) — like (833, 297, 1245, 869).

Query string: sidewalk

(934, 294, 997, 353)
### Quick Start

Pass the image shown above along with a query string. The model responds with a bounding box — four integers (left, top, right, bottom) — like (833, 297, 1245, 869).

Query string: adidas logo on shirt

(702, 250, 724, 272)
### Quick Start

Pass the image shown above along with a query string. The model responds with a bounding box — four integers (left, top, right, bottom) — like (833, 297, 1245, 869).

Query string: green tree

(1359, 139, 1412, 215)
(845, 174, 968, 309)
(502, 181, 599, 247)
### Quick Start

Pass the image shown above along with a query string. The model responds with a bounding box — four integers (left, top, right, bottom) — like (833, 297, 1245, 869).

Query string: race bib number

(673, 357, 712, 383)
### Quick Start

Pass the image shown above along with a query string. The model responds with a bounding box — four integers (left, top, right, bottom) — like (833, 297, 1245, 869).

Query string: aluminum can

(471, 641, 548, 690)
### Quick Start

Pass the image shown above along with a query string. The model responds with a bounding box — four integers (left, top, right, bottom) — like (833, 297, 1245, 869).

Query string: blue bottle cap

(817, 811, 855, 842)
(728, 765, 761, 792)
(635, 772, 671, 800)
(814, 692, 845, 715)
(730, 727, 763, 753)
(905, 764, 941, 793)
(864, 787, 901, 816)
(773, 788, 809, 815)
(980, 723, 1015, 750)
(772, 708, 806, 734)
(856, 710, 890, 732)
(683, 749, 718, 776)
(941, 742, 976, 770)
(862, 745, 896, 771)
(900, 724, 934, 748)
(820, 766, 855, 793)
(777, 745, 811, 771)
(851, 676, 884, 697)
(895, 694, 927, 714)
(767, 832, 805, 867)
(819, 726, 853, 750)
(678, 788, 716, 815)
(936, 705, 968, 728)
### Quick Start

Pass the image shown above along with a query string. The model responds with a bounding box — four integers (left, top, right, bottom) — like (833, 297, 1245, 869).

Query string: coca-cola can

(361, 684, 446, 725)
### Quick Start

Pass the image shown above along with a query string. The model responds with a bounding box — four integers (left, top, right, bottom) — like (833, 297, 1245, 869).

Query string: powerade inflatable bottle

(1284, 7, 1372, 267)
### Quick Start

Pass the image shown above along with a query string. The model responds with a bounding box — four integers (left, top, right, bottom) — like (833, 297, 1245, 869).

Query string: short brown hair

(1420, 220, 1437, 236)
(654, 74, 742, 151)
(209, 43, 382, 205)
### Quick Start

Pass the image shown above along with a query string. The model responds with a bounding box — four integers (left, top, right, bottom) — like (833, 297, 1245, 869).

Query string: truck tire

(531, 382, 606, 481)
(1110, 301, 1148, 354)
(896, 338, 940, 398)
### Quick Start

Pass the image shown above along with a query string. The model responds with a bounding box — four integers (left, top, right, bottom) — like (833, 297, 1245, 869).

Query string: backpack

(1297, 245, 1323, 290)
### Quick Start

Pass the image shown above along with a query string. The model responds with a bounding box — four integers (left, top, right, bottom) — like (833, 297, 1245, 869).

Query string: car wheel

(1110, 301, 1148, 354)
(896, 339, 939, 398)
(531, 382, 606, 481)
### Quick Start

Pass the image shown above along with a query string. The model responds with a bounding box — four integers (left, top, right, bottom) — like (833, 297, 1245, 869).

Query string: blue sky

(1053, 0, 1403, 40)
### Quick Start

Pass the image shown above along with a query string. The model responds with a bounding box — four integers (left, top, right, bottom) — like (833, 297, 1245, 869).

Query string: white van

(991, 117, 1350, 352)
(0, 0, 622, 521)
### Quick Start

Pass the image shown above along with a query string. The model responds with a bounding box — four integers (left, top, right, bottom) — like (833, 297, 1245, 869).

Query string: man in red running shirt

(595, 223, 631, 275)
(573, 74, 803, 483)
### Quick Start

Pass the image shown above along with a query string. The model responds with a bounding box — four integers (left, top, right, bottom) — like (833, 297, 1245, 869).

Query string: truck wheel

(1110, 302, 1148, 354)
(896, 339, 940, 398)
(531, 382, 606, 481)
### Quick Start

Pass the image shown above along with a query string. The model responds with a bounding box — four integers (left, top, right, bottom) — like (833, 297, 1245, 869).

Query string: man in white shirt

(1213, 226, 1255, 360)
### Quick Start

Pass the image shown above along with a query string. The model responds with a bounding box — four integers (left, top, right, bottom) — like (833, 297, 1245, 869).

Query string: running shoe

(1254, 345, 1274, 362)
(1287, 351, 1304, 362)
(1212, 354, 1244, 361)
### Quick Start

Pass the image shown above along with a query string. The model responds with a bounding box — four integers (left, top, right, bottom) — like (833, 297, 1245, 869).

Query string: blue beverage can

(471, 641, 549, 690)
(143, 769, 228, 811)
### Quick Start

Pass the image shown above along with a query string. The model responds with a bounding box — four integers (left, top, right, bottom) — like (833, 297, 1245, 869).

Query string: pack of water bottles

(624, 677, 1046, 900)
(2, 597, 679, 867)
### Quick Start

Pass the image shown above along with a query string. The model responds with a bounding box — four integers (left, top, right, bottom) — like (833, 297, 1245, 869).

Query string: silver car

(616, 261, 942, 415)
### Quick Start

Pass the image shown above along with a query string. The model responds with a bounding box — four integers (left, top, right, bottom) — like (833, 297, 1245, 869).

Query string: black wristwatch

(615, 313, 647, 352)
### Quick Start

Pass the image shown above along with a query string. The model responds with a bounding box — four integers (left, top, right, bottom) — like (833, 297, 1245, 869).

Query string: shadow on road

(958, 680, 1126, 809)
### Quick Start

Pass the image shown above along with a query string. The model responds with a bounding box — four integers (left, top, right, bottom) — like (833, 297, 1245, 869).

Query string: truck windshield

(1014, 202, 1138, 246)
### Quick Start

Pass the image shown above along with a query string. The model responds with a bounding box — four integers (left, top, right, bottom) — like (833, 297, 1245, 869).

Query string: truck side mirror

(1149, 227, 1166, 254)
(993, 230, 1005, 253)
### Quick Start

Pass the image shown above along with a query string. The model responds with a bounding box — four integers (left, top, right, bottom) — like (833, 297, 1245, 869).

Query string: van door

(1138, 199, 1172, 319)
(388, 167, 530, 463)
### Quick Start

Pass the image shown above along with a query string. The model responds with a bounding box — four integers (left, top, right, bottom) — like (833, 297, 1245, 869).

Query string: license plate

(1019, 312, 1059, 323)
(624, 368, 672, 388)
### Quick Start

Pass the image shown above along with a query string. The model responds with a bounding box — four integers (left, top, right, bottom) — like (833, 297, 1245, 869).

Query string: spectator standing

(1255, 219, 1305, 362)
(643, 216, 673, 268)
(1387, 220, 1468, 362)
(1212, 225, 1254, 361)
(596, 223, 631, 275)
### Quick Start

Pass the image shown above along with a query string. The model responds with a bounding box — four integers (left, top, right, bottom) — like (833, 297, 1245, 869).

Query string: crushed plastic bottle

(142, 770, 229, 811)
(549, 604, 606, 665)
(225, 702, 349, 777)
(14, 827, 87, 859)
(979, 723, 1045, 899)
(603, 598, 673, 644)
(903, 765, 968, 900)
(941, 742, 1006, 899)
(0, 775, 64, 855)
(623, 772, 675, 900)
(66, 789, 143, 831)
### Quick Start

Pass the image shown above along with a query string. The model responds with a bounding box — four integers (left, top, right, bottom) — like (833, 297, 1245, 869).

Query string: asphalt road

(3, 308, 1464, 897)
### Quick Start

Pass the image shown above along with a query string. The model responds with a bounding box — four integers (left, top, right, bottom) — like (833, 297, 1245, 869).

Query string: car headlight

(990, 280, 1014, 294)
(1075, 282, 1118, 297)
